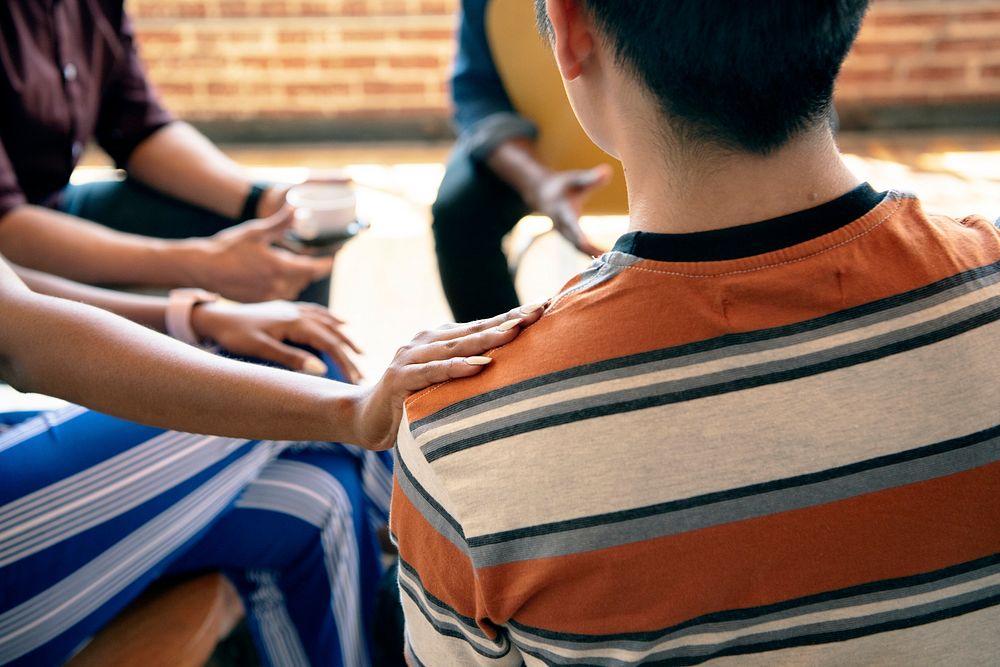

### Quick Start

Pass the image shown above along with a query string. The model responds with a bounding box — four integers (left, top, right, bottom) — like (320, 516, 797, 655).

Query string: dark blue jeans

(431, 148, 530, 322)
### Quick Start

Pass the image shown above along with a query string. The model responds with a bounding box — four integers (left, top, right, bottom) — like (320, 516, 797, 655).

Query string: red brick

(208, 82, 240, 95)
(388, 55, 443, 68)
(362, 81, 427, 94)
(135, 30, 183, 44)
(983, 64, 1000, 79)
(261, 2, 292, 17)
(907, 65, 967, 81)
(399, 29, 454, 40)
(870, 13, 950, 28)
(837, 67, 896, 84)
(241, 56, 272, 69)
(219, 1, 250, 18)
(342, 30, 388, 41)
(342, 0, 371, 16)
(319, 56, 379, 68)
(156, 83, 196, 96)
(287, 83, 353, 96)
(936, 38, 1000, 52)
(958, 11, 1000, 22)
(852, 40, 926, 56)
(277, 31, 314, 43)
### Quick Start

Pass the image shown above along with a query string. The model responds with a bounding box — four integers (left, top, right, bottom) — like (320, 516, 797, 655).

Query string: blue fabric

(452, 0, 518, 134)
(0, 358, 392, 666)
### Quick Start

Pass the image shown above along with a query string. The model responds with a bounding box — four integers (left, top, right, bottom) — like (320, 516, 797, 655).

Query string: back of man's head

(536, 0, 870, 155)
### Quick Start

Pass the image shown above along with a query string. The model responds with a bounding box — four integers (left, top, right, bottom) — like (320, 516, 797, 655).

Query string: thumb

(279, 251, 335, 280)
(569, 164, 613, 191)
(252, 334, 329, 376)
(252, 206, 295, 243)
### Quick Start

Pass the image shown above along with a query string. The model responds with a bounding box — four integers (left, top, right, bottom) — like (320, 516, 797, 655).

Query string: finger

(250, 333, 329, 376)
(430, 302, 549, 343)
(301, 308, 362, 353)
(568, 164, 613, 191)
(287, 320, 364, 383)
(402, 312, 546, 365)
(551, 203, 605, 257)
(397, 357, 496, 393)
(273, 248, 335, 281)
(325, 322, 364, 355)
(255, 205, 296, 242)
(298, 302, 347, 325)
(551, 202, 587, 247)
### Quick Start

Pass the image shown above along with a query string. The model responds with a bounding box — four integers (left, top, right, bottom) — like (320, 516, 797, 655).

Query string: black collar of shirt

(612, 183, 885, 263)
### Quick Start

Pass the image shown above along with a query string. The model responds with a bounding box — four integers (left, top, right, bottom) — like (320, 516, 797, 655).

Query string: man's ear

(545, 0, 594, 81)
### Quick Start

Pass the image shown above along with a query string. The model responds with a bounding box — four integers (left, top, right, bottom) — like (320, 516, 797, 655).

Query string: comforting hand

(188, 208, 334, 302)
(350, 302, 547, 451)
(526, 165, 612, 258)
(190, 299, 363, 382)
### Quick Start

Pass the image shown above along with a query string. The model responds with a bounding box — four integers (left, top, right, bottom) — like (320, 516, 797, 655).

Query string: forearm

(126, 122, 257, 220)
(12, 264, 167, 331)
(484, 137, 552, 207)
(0, 278, 360, 442)
(0, 204, 201, 287)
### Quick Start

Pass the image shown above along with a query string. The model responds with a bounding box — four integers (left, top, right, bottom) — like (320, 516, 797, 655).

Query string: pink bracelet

(165, 288, 219, 346)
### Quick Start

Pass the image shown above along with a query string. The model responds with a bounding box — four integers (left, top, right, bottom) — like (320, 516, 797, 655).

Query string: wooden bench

(66, 573, 244, 667)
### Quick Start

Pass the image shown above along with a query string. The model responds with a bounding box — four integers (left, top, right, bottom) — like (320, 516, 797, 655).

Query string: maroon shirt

(0, 0, 174, 219)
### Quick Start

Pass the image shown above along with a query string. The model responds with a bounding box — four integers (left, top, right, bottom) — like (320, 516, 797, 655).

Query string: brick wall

(130, 0, 459, 135)
(129, 0, 1000, 137)
(838, 0, 1000, 120)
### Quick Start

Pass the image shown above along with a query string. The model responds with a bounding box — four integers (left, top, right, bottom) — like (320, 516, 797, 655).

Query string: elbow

(0, 356, 33, 396)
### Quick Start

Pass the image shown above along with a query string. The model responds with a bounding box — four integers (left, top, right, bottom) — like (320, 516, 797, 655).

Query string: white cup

(286, 183, 357, 240)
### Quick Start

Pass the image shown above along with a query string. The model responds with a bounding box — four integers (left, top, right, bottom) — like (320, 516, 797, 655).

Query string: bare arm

(0, 204, 198, 288)
(0, 256, 544, 447)
(127, 122, 286, 219)
(486, 137, 610, 256)
(0, 203, 332, 302)
(13, 263, 362, 381)
(14, 263, 170, 331)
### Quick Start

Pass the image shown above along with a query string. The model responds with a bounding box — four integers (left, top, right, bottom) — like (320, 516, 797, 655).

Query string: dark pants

(431, 148, 530, 322)
(59, 178, 331, 305)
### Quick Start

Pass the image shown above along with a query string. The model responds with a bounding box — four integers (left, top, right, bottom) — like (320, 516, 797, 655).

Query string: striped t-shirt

(391, 185, 1000, 666)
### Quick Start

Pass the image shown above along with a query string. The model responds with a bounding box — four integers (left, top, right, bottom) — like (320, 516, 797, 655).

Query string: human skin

(541, 0, 861, 238)
(0, 122, 332, 303)
(485, 136, 610, 257)
(0, 253, 545, 449)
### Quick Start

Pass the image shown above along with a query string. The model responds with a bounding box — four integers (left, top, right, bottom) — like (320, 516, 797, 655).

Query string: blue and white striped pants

(0, 399, 393, 667)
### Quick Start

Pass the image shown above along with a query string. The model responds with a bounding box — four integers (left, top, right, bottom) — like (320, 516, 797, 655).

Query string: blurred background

(128, 0, 999, 139)
(9, 0, 1000, 408)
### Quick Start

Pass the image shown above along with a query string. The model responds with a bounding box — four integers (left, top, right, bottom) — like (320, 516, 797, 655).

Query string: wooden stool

(66, 573, 244, 667)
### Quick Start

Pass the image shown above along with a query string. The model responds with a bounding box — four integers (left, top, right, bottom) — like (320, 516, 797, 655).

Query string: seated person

(391, 0, 1000, 664)
(0, 254, 543, 666)
(431, 0, 610, 321)
(0, 1, 333, 305)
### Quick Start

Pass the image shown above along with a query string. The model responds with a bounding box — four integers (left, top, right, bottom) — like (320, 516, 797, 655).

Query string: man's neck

(621, 125, 861, 235)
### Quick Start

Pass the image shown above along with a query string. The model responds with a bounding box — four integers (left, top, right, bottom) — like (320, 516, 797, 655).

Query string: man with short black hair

(390, 1, 1000, 664)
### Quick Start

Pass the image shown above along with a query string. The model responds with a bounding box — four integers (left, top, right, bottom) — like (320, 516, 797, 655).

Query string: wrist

(167, 238, 215, 287)
(166, 288, 220, 345)
(241, 183, 270, 221)
(326, 383, 369, 446)
(256, 184, 287, 219)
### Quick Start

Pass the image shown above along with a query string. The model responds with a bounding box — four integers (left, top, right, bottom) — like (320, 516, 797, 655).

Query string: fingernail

(465, 356, 493, 366)
(302, 358, 329, 376)
(520, 302, 546, 315)
(497, 318, 523, 332)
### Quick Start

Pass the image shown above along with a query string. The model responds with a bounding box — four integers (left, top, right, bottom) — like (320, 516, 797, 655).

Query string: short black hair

(536, 0, 869, 154)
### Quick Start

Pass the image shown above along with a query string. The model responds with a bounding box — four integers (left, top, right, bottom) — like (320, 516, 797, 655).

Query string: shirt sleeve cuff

(460, 112, 538, 163)
(0, 190, 27, 223)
